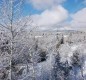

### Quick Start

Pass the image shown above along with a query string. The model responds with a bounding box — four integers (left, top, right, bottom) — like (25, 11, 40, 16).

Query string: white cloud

(29, 0, 66, 10)
(70, 8, 86, 31)
(31, 5, 68, 30)
(26, 0, 86, 31)
(58, 26, 72, 30)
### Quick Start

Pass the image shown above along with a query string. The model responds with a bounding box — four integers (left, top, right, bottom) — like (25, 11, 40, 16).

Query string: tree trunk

(80, 67, 84, 80)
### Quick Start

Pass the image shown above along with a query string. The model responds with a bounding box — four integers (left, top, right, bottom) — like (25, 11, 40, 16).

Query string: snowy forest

(0, 0, 86, 80)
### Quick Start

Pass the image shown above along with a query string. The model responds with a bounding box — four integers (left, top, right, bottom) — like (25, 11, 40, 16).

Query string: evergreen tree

(71, 51, 85, 80)
(52, 52, 62, 80)
(62, 60, 72, 80)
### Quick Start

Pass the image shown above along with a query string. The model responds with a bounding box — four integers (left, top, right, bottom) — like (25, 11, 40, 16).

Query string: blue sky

(22, 0, 86, 15)
(1, 0, 86, 31)
(22, 0, 86, 31)
(63, 0, 86, 13)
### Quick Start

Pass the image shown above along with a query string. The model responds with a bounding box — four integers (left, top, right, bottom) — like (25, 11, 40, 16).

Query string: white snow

(35, 36, 43, 38)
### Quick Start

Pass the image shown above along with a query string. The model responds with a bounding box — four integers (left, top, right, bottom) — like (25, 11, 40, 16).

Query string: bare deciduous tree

(0, 0, 31, 79)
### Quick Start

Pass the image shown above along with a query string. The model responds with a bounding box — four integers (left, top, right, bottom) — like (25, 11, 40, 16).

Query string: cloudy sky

(23, 0, 86, 31)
